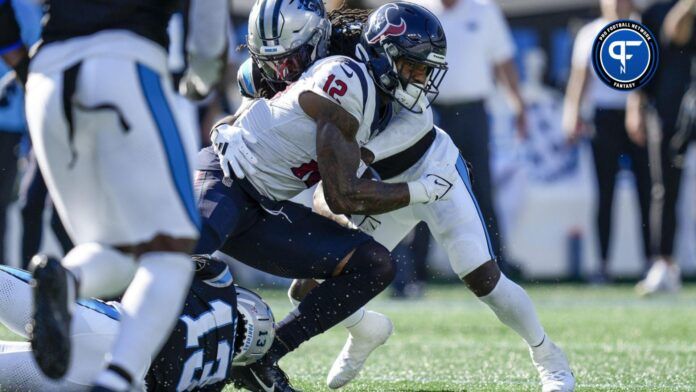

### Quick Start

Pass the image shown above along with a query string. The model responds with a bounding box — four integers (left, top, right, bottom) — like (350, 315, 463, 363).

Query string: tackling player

(194, 1, 455, 390)
(0, 256, 274, 391)
(0, 1, 228, 390)
(220, 2, 575, 391)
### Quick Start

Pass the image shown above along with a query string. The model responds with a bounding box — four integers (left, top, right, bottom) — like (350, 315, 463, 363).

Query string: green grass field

(2, 284, 695, 391)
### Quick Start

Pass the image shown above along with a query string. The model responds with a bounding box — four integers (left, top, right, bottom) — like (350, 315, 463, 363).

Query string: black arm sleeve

(0, 0, 22, 54)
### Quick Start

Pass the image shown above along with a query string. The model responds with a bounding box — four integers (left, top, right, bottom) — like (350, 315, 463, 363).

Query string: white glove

(210, 124, 258, 185)
(179, 55, 225, 100)
(407, 162, 456, 204)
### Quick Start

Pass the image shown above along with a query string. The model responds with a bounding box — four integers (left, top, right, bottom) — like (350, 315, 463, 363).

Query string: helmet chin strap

(393, 86, 424, 113)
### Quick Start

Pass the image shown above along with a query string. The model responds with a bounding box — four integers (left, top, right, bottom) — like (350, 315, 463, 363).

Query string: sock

(272, 242, 395, 359)
(93, 365, 131, 391)
(62, 243, 136, 299)
(97, 252, 194, 383)
(288, 295, 366, 330)
(477, 273, 546, 347)
(340, 307, 366, 330)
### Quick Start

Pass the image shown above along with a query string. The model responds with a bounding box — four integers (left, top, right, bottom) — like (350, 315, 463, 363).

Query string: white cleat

(326, 311, 393, 389)
(636, 259, 682, 296)
(530, 337, 575, 392)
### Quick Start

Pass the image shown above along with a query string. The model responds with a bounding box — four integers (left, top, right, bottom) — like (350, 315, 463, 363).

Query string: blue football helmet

(357, 2, 448, 112)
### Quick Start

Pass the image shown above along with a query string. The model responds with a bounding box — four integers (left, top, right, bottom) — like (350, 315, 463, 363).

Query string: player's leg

(590, 109, 622, 281)
(220, 200, 396, 389)
(23, 62, 140, 379)
(0, 342, 89, 391)
(637, 122, 684, 294)
(287, 278, 393, 389)
(422, 156, 574, 392)
(84, 58, 199, 391)
(311, 209, 415, 389)
(0, 265, 121, 388)
(19, 151, 48, 269)
(25, 55, 198, 388)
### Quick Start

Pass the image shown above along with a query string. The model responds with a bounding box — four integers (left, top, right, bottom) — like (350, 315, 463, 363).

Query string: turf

(2, 284, 695, 391)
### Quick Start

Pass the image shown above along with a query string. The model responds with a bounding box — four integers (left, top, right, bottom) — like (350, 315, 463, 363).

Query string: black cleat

(28, 254, 76, 379)
(231, 365, 264, 391)
(89, 387, 118, 392)
(231, 356, 298, 392)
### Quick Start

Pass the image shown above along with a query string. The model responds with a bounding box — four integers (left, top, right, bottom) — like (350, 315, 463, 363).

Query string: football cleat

(327, 311, 393, 389)
(530, 337, 575, 392)
(28, 254, 76, 379)
(232, 355, 297, 392)
(635, 259, 682, 296)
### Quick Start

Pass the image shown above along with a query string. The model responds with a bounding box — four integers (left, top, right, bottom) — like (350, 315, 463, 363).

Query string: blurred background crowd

(1, 0, 695, 296)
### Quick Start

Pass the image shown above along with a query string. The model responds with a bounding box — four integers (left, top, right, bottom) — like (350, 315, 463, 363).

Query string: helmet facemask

(250, 28, 328, 84)
(385, 43, 448, 113)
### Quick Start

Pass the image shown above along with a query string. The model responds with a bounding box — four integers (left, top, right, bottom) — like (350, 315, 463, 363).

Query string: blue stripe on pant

(455, 156, 495, 260)
(137, 63, 201, 230)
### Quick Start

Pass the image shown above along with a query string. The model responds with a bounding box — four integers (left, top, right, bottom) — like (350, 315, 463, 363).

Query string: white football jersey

(234, 55, 380, 201)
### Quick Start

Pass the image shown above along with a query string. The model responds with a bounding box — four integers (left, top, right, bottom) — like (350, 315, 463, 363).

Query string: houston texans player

(0, 0, 228, 390)
(222, 2, 575, 391)
(194, 1, 456, 390)
(0, 256, 275, 391)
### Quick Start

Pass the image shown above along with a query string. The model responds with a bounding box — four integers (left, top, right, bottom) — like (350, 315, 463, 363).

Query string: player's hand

(563, 111, 587, 144)
(179, 55, 225, 100)
(625, 107, 647, 147)
(515, 109, 528, 140)
(210, 124, 258, 184)
(407, 162, 456, 204)
(313, 182, 357, 229)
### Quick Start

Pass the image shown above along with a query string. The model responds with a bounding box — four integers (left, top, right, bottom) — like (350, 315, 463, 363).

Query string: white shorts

(354, 128, 494, 278)
(25, 31, 200, 245)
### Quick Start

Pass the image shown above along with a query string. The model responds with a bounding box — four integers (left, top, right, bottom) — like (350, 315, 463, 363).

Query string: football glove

(179, 54, 225, 100)
(210, 124, 258, 184)
(407, 162, 456, 204)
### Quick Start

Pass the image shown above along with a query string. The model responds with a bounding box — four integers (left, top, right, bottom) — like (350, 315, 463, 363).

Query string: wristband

(407, 181, 429, 204)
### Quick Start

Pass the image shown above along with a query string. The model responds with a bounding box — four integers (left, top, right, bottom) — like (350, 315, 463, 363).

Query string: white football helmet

(233, 286, 276, 365)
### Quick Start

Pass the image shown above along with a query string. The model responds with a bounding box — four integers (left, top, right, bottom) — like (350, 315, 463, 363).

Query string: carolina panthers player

(0, 256, 274, 391)
(222, 2, 575, 391)
(1, 0, 228, 390)
(194, 0, 456, 390)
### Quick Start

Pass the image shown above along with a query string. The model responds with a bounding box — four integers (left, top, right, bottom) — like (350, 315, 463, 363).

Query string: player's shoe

(635, 259, 682, 296)
(232, 355, 297, 392)
(327, 310, 393, 389)
(530, 337, 575, 392)
(28, 254, 77, 379)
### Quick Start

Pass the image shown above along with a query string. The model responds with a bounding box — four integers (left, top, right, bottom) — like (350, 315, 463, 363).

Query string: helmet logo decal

(366, 4, 407, 45)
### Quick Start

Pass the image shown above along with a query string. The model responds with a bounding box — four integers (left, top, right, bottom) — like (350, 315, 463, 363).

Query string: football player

(0, 1, 228, 390)
(0, 256, 274, 391)
(193, 1, 456, 390)
(219, 2, 575, 391)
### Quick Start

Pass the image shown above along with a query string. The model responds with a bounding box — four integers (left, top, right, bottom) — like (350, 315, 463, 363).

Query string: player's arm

(663, 0, 696, 46)
(0, 0, 29, 86)
(562, 25, 592, 143)
(179, 0, 229, 100)
(300, 90, 413, 215)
